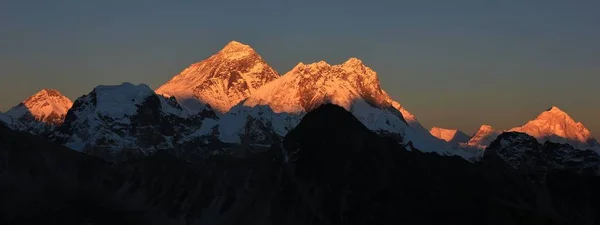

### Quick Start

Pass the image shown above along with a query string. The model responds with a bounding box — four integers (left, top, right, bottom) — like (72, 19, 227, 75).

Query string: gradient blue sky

(1, 0, 599, 137)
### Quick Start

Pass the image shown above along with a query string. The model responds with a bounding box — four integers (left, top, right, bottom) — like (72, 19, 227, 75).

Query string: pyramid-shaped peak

(156, 41, 279, 114)
(509, 106, 598, 150)
(220, 40, 254, 53)
(7, 88, 73, 127)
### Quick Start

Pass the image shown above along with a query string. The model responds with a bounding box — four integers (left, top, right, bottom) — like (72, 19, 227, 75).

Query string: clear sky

(1, 0, 599, 137)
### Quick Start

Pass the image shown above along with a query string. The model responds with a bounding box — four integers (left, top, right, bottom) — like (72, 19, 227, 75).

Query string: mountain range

(0, 40, 598, 162)
(2, 40, 600, 224)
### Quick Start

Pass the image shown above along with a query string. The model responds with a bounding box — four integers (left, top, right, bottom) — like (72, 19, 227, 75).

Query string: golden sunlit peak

(547, 106, 563, 112)
(221, 40, 253, 52)
(39, 89, 63, 96)
(479, 125, 494, 130)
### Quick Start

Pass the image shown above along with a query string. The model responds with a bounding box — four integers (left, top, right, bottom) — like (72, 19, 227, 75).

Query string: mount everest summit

(2, 41, 600, 224)
(155, 41, 280, 114)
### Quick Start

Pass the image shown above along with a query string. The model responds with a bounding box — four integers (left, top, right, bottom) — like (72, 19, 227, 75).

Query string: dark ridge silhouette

(1, 104, 600, 224)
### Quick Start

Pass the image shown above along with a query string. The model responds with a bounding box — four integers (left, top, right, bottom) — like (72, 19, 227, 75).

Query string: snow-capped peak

(59, 82, 191, 153)
(465, 125, 503, 149)
(219, 40, 255, 55)
(5, 88, 73, 126)
(155, 41, 279, 114)
(509, 106, 599, 150)
(429, 127, 470, 144)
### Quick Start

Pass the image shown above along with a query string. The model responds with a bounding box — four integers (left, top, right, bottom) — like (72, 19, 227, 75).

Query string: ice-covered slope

(220, 58, 467, 158)
(156, 41, 279, 114)
(430, 127, 470, 144)
(3, 89, 73, 135)
(465, 125, 503, 149)
(509, 106, 600, 151)
(57, 82, 207, 160)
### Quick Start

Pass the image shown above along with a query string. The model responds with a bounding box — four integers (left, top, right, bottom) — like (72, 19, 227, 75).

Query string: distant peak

(479, 125, 494, 131)
(220, 40, 254, 53)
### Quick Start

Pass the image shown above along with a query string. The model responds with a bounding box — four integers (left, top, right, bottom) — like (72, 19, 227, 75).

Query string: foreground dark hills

(1, 104, 600, 225)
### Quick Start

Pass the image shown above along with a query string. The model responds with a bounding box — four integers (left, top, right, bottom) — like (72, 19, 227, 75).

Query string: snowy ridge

(156, 41, 279, 114)
(509, 106, 600, 151)
(229, 58, 468, 158)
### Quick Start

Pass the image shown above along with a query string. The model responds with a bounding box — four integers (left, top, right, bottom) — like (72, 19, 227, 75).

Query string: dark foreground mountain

(1, 104, 600, 224)
(484, 132, 600, 175)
